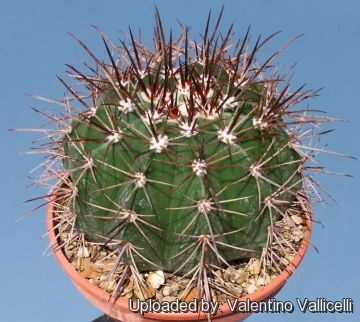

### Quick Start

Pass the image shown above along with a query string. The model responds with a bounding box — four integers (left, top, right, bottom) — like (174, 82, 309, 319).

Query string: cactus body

(63, 53, 303, 273)
(15, 7, 350, 314)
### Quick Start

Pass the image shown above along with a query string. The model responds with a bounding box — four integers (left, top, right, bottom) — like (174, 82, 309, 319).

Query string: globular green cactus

(24, 8, 331, 293)
(60, 11, 309, 276)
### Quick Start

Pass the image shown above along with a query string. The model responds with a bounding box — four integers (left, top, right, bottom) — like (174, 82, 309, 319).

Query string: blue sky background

(1, 1, 359, 321)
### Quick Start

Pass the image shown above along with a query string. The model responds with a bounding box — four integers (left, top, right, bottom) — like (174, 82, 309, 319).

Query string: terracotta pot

(47, 198, 312, 322)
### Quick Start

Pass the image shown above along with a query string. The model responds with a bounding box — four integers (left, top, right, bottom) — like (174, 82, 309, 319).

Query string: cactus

(19, 7, 349, 307)
(62, 23, 305, 274)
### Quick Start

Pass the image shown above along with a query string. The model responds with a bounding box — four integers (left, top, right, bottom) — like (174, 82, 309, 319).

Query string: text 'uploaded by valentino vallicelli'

(128, 297, 354, 316)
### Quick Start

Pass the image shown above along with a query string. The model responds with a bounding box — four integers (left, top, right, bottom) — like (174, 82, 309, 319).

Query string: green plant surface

(62, 53, 304, 273)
